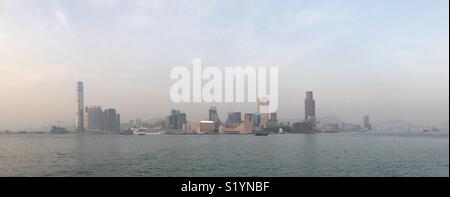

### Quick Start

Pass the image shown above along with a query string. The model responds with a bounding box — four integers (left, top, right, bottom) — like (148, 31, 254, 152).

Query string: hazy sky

(0, 0, 448, 130)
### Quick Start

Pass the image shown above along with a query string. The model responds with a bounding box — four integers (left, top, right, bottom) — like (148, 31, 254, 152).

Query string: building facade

(304, 91, 316, 129)
(363, 115, 372, 130)
(85, 106, 103, 131)
(208, 107, 220, 132)
(166, 109, 187, 130)
(103, 108, 120, 132)
(75, 81, 85, 132)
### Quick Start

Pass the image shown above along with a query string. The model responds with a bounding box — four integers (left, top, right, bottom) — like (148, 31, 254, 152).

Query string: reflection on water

(301, 134, 319, 176)
(0, 132, 448, 177)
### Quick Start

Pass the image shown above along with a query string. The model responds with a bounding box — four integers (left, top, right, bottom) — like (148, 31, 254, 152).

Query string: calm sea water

(0, 132, 448, 177)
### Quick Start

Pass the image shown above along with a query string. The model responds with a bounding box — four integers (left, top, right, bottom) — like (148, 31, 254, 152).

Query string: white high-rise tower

(75, 81, 85, 132)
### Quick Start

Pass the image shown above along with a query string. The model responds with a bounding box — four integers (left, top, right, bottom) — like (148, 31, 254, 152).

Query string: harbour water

(0, 132, 448, 177)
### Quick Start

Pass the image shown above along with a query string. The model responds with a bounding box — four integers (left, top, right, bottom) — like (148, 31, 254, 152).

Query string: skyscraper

(304, 91, 316, 129)
(116, 113, 121, 131)
(103, 108, 120, 132)
(75, 81, 85, 132)
(209, 107, 220, 132)
(244, 113, 255, 123)
(166, 109, 187, 130)
(85, 106, 103, 131)
(178, 113, 186, 129)
(135, 118, 142, 127)
(228, 112, 242, 123)
(269, 113, 278, 127)
(257, 97, 270, 129)
(208, 107, 219, 123)
(363, 115, 372, 130)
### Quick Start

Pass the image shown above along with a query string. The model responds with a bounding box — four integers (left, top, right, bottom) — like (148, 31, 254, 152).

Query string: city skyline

(0, 0, 449, 130)
(16, 79, 444, 133)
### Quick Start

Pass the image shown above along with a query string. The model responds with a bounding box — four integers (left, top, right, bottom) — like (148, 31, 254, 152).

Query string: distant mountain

(318, 115, 344, 124)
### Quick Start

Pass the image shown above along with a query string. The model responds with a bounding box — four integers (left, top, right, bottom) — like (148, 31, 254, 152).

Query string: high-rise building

(254, 113, 261, 127)
(116, 113, 121, 131)
(129, 120, 135, 127)
(136, 118, 142, 127)
(244, 113, 255, 123)
(178, 113, 186, 129)
(166, 109, 187, 130)
(269, 113, 278, 127)
(85, 106, 103, 131)
(363, 115, 372, 130)
(75, 81, 85, 132)
(258, 97, 270, 129)
(304, 91, 316, 129)
(209, 107, 220, 132)
(103, 108, 120, 132)
(208, 107, 219, 123)
(228, 112, 242, 123)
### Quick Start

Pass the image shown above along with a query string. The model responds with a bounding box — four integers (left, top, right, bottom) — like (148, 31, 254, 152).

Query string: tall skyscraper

(363, 115, 372, 130)
(304, 91, 316, 129)
(75, 81, 85, 132)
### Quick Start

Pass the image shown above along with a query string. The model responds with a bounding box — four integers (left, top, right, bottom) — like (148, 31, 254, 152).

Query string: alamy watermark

(170, 59, 278, 113)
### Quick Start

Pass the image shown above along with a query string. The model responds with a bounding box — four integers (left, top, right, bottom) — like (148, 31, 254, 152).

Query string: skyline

(0, 0, 449, 130)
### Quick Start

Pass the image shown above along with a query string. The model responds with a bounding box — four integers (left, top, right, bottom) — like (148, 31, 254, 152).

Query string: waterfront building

(269, 113, 278, 127)
(304, 91, 316, 129)
(191, 121, 215, 134)
(228, 112, 242, 123)
(166, 109, 187, 130)
(136, 119, 142, 127)
(219, 121, 253, 134)
(103, 108, 120, 132)
(75, 81, 85, 132)
(84, 106, 103, 131)
(244, 113, 255, 125)
(129, 120, 135, 128)
(254, 113, 261, 127)
(208, 107, 220, 132)
(363, 115, 372, 130)
(291, 122, 314, 134)
(257, 98, 270, 129)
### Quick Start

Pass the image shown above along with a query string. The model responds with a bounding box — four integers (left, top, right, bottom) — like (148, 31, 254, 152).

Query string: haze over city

(0, 0, 448, 130)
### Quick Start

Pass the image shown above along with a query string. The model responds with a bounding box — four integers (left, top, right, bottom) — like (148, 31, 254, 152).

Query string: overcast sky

(0, 0, 448, 130)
